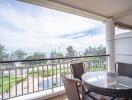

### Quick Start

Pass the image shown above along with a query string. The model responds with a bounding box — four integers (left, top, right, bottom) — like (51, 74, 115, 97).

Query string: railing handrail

(0, 54, 109, 63)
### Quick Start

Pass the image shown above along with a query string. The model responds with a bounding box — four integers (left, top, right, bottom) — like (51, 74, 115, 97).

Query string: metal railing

(0, 54, 109, 100)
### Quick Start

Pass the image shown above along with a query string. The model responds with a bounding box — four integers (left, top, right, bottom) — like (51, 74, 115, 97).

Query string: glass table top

(82, 71, 132, 90)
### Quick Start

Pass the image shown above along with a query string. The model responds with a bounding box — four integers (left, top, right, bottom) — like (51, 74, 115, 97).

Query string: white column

(105, 18, 115, 72)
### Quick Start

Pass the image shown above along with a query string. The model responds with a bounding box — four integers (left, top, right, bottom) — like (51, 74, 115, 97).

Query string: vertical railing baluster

(42, 64, 44, 90)
(95, 60, 97, 71)
(106, 56, 108, 71)
(9, 69, 11, 98)
(103, 58, 105, 70)
(21, 67, 23, 95)
(86, 61, 88, 72)
(88, 61, 89, 72)
(51, 62, 53, 93)
(59, 63, 61, 86)
(92, 60, 93, 71)
(37, 63, 39, 91)
(104, 58, 105, 70)
(99, 58, 100, 70)
(95, 59, 99, 71)
(2, 69, 4, 100)
(87, 58, 89, 72)
(15, 65, 17, 96)
(87, 59, 89, 72)
(101, 59, 103, 70)
(32, 64, 34, 92)
(90, 60, 93, 71)
(64, 63, 65, 75)
(94, 60, 95, 71)
(100, 59, 102, 70)
(99, 59, 101, 71)
(96, 60, 97, 71)
(96, 59, 98, 71)
(89, 61, 91, 71)
(91, 61, 92, 71)
(27, 64, 29, 93)
(102, 58, 104, 71)
(95, 60, 96, 71)
(47, 65, 49, 89)
(56, 64, 57, 87)
(102, 57, 104, 70)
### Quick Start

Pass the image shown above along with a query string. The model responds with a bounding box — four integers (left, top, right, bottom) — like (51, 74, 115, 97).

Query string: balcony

(1, 0, 132, 99)
(0, 54, 109, 100)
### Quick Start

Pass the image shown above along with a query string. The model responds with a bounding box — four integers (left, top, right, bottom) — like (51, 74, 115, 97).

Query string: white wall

(115, 32, 132, 64)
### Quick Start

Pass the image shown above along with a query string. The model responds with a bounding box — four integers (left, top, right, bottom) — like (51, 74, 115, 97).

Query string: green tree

(31, 52, 46, 59)
(96, 45, 106, 55)
(50, 50, 64, 64)
(50, 50, 64, 58)
(83, 46, 95, 55)
(83, 45, 106, 56)
(0, 44, 8, 61)
(11, 49, 27, 60)
(66, 46, 77, 57)
(25, 52, 47, 65)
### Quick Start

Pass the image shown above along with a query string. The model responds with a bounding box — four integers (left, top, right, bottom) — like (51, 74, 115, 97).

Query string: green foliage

(0, 43, 106, 69)
(83, 45, 106, 56)
(25, 52, 47, 65)
(50, 50, 64, 64)
(0, 44, 8, 61)
(50, 50, 64, 58)
(10, 49, 27, 60)
(66, 46, 77, 57)
(26, 52, 47, 59)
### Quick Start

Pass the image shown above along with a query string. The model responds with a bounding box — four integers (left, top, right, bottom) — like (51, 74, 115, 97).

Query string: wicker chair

(70, 62, 85, 80)
(115, 62, 132, 78)
(61, 74, 92, 100)
(70, 62, 88, 92)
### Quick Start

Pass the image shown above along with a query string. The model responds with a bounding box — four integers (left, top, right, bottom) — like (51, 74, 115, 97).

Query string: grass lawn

(29, 67, 71, 77)
(28, 64, 107, 77)
(0, 76, 25, 93)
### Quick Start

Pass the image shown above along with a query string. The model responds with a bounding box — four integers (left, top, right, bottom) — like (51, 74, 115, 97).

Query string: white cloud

(0, 0, 105, 53)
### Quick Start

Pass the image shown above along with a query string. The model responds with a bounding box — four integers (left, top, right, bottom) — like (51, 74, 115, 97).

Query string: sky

(0, 0, 106, 54)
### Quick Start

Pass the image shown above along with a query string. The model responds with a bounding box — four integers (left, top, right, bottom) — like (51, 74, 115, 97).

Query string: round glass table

(82, 71, 132, 97)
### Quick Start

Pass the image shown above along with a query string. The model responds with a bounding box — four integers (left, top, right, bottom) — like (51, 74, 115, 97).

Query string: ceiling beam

(113, 9, 132, 19)
(19, 0, 108, 21)
(115, 22, 132, 30)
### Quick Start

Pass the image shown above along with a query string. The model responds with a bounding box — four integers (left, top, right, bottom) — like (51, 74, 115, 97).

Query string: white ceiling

(52, 0, 132, 17)
(21, 0, 132, 28)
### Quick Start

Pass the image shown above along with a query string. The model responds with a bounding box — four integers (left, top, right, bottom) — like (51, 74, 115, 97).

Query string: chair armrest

(73, 77, 86, 97)
(73, 78, 82, 85)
